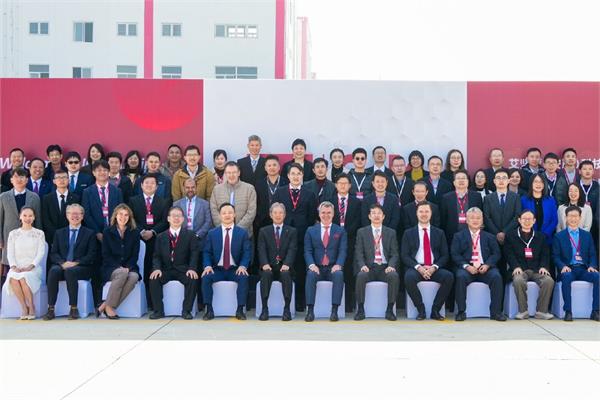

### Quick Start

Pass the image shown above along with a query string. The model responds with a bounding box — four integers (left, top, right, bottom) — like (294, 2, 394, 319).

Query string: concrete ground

(1, 313, 598, 400)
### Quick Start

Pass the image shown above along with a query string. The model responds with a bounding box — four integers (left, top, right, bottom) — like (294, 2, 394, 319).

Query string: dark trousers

(47, 264, 92, 306)
(343, 237, 356, 311)
(305, 265, 344, 306)
(92, 239, 103, 307)
(455, 267, 503, 315)
(294, 246, 306, 310)
(404, 267, 454, 312)
(355, 264, 400, 304)
(143, 236, 156, 307)
(201, 266, 249, 306)
(259, 266, 293, 302)
(149, 269, 197, 314)
(560, 266, 600, 312)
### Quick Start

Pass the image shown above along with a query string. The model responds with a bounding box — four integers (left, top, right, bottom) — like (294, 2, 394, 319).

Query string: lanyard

(563, 168, 576, 184)
(471, 231, 480, 252)
(352, 173, 367, 192)
(395, 177, 406, 199)
(267, 176, 280, 196)
(568, 231, 581, 256)
(456, 191, 468, 213)
(517, 229, 535, 248)
(580, 182, 592, 203)
(289, 187, 301, 210)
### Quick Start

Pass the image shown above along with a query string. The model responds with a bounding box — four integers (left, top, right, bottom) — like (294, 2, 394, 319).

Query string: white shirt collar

(143, 193, 155, 202)
(170, 227, 181, 236)
(418, 223, 432, 231)
(222, 224, 235, 232)
(56, 189, 69, 197)
(289, 183, 302, 190)
(371, 224, 383, 232)
(14, 189, 26, 195)
(69, 171, 79, 177)
(273, 223, 283, 230)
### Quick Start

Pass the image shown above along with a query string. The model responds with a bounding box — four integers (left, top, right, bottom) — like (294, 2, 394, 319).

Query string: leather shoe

(181, 311, 193, 320)
(202, 309, 215, 321)
(282, 308, 292, 321)
(42, 308, 55, 321)
(149, 311, 165, 319)
(330, 310, 339, 322)
(491, 313, 507, 322)
(259, 308, 269, 321)
(305, 309, 315, 322)
(385, 310, 397, 321)
(416, 308, 426, 321)
(455, 311, 467, 321)
(590, 310, 599, 321)
(564, 311, 573, 322)
(236, 309, 247, 320)
(430, 309, 445, 321)
(354, 310, 366, 321)
(68, 307, 80, 320)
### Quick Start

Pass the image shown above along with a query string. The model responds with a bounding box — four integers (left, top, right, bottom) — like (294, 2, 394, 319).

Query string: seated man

(43, 204, 97, 320)
(148, 206, 200, 320)
(553, 206, 599, 321)
(451, 207, 506, 321)
(304, 201, 347, 322)
(201, 203, 252, 320)
(504, 210, 554, 320)
(402, 202, 454, 321)
(354, 203, 400, 321)
(257, 202, 297, 321)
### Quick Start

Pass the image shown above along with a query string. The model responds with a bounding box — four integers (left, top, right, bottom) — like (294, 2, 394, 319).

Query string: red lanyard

(471, 231, 480, 252)
(568, 231, 581, 256)
(145, 197, 152, 214)
(169, 231, 180, 260)
(457, 191, 468, 213)
(289, 187, 301, 210)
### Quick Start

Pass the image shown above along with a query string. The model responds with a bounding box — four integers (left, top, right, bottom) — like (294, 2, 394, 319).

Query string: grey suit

(174, 196, 212, 247)
(483, 191, 522, 236)
(354, 225, 400, 305)
(0, 189, 42, 264)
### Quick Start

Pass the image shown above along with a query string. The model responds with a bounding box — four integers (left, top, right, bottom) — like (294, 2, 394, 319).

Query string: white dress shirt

(371, 225, 387, 264)
(218, 224, 235, 266)
(414, 223, 437, 269)
(464, 229, 483, 269)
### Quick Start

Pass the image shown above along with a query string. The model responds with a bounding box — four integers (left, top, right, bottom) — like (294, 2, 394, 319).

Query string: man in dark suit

(129, 173, 170, 307)
(329, 173, 362, 311)
(43, 204, 97, 320)
(304, 157, 336, 205)
(148, 206, 200, 320)
(360, 171, 401, 230)
(402, 202, 454, 320)
(272, 163, 318, 311)
(422, 156, 453, 206)
(354, 203, 400, 321)
(254, 155, 284, 231)
(42, 170, 81, 246)
(133, 152, 173, 202)
(173, 178, 212, 248)
(201, 203, 252, 320)
(553, 206, 599, 321)
(451, 207, 506, 321)
(304, 201, 347, 322)
(402, 181, 441, 230)
(366, 146, 394, 178)
(26, 158, 53, 198)
(441, 170, 483, 245)
(107, 152, 134, 203)
(257, 202, 297, 321)
(483, 148, 505, 192)
(0, 148, 25, 193)
(237, 134, 266, 187)
(65, 151, 94, 196)
(347, 148, 372, 200)
(388, 156, 414, 207)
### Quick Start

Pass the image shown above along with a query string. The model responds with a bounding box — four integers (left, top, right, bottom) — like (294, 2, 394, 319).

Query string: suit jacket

(26, 178, 53, 198)
(43, 164, 67, 181)
(129, 194, 169, 236)
(504, 229, 550, 273)
(81, 184, 124, 234)
(304, 178, 336, 205)
(441, 190, 483, 242)
(366, 165, 394, 178)
(281, 159, 315, 184)
(271, 185, 317, 242)
(68, 172, 94, 196)
(50, 225, 97, 267)
(0, 169, 16, 193)
(237, 155, 266, 187)
(520, 195, 558, 246)
(422, 177, 453, 206)
(347, 169, 373, 198)
(109, 173, 134, 203)
(101, 225, 141, 282)
(202, 225, 252, 268)
(451, 229, 501, 270)
(483, 167, 501, 192)
(173, 196, 212, 245)
(209, 181, 257, 236)
(0, 189, 42, 264)
(401, 225, 449, 270)
(152, 228, 200, 272)
(360, 192, 401, 230)
(402, 201, 441, 230)
(329, 193, 362, 239)
(41, 191, 81, 245)
(483, 191, 522, 235)
(133, 173, 172, 203)
(354, 225, 399, 274)
(304, 223, 347, 267)
(543, 172, 568, 206)
(387, 176, 415, 207)
(553, 228, 598, 268)
(257, 224, 298, 270)
(254, 176, 285, 229)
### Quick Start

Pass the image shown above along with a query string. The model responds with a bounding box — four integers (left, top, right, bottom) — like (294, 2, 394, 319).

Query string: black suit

(101, 226, 141, 282)
(150, 229, 200, 314)
(47, 226, 97, 306)
(304, 178, 336, 205)
(402, 201, 441, 231)
(238, 155, 266, 187)
(387, 176, 414, 207)
(254, 176, 284, 230)
(422, 177, 453, 206)
(483, 167, 501, 192)
(440, 190, 483, 244)
(360, 192, 401, 230)
(110, 173, 134, 203)
(281, 159, 315, 184)
(41, 191, 81, 245)
(257, 224, 297, 302)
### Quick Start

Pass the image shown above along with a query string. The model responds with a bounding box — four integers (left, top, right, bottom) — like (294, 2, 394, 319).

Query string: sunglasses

(354, 157, 365, 161)
(67, 160, 80, 165)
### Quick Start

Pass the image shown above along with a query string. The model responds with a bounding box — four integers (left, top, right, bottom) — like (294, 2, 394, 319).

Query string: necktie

(500, 193, 506, 207)
(423, 227, 432, 266)
(321, 226, 330, 265)
(339, 197, 346, 225)
(275, 225, 281, 243)
(33, 181, 39, 194)
(223, 228, 231, 269)
(170, 232, 178, 261)
(374, 228, 383, 264)
(60, 194, 66, 213)
(292, 188, 300, 199)
(251, 158, 257, 172)
(67, 229, 77, 261)
(145, 196, 152, 213)
(186, 199, 193, 229)
(100, 186, 108, 225)
(70, 175, 76, 192)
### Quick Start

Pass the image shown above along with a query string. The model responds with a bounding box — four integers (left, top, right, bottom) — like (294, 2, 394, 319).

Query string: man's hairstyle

(369, 203, 384, 213)
(312, 157, 328, 168)
(29, 157, 45, 167)
(466, 206, 483, 216)
(518, 209, 535, 219)
(493, 168, 510, 178)
(46, 144, 62, 155)
(415, 201, 432, 212)
(66, 203, 85, 214)
(372, 170, 388, 181)
(168, 206, 185, 216)
(106, 151, 123, 163)
(65, 151, 82, 161)
(10, 168, 28, 178)
(219, 202, 235, 212)
(526, 147, 542, 155)
(168, 144, 182, 151)
(565, 205, 582, 216)
(224, 161, 240, 171)
(453, 169, 469, 181)
(543, 152, 559, 162)
(288, 162, 304, 175)
(334, 172, 351, 184)
(184, 145, 201, 155)
(92, 159, 110, 171)
(352, 147, 367, 158)
(248, 134, 262, 144)
(140, 173, 159, 185)
(10, 148, 25, 157)
(413, 181, 429, 190)
(264, 154, 280, 163)
(146, 151, 161, 160)
(291, 138, 306, 149)
(578, 160, 593, 170)
(318, 201, 334, 212)
(561, 147, 577, 157)
(269, 202, 286, 215)
(372, 146, 386, 155)
(489, 147, 504, 157)
(427, 155, 443, 165)
(391, 155, 405, 164)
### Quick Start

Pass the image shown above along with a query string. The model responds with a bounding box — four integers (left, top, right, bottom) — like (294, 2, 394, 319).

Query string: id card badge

(471, 251, 479, 263)
(146, 214, 154, 225)
(102, 206, 109, 218)
(524, 247, 533, 259)
(356, 191, 364, 200)
(458, 213, 467, 224)
(586, 201, 591, 206)
(575, 254, 583, 262)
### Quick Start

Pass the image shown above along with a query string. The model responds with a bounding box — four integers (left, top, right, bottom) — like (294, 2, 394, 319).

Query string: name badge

(146, 214, 154, 225)
(524, 247, 533, 259)
(458, 213, 466, 224)
(356, 191, 364, 200)
(471, 251, 479, 263)
(585, 201, 591, 206)
(102, 207, 109, 218)
(575, 254, 583, 262)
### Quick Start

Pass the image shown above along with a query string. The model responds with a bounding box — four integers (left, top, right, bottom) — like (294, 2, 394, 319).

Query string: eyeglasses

(67, 160, 80, 165)
(354, 157, 365, 161)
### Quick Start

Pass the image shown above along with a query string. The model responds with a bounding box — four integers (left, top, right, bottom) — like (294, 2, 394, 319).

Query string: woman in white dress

(6, 206, 46, 319)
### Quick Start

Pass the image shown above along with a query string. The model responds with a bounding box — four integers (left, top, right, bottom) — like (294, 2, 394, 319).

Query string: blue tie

(500, 193, 506, 207)
(70, 175, 76, 192)
(66, 229, 78, 261)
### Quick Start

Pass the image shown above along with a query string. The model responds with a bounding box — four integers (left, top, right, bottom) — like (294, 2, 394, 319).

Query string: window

(246, 25, 258, 38)
(73, 67, 92, 78)
(162, 23, 182, 37)
(117, 65, 137, 78)
(215, 24, 258, 39)
(117, 23, 137, 36)
(161, 66, 182, 79)
(29, 22, 49, 35)
(215, 66, 257, 79)
(74, 22, 93, 42)
(29, 64, 49, 78)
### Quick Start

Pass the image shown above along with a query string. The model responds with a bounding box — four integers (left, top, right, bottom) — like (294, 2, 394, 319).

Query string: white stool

(552, 281, 594, 319)
(55, 280, 94, 318)
(363, 282, 391, 318)
(212, 281, 239, 317)
(406, 281, 446, 319)
(0, 285, 48, 318)
(255, 281, 296, 318)
(313, 281, 345, 319)
(163, 281, 198, 317)
(463, 282, 491, 318)
(504, 282, 540, 318)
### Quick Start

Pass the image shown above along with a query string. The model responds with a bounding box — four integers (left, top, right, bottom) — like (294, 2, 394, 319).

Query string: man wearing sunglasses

(65, 151, 94, 196)
(348, 147, 373, 201)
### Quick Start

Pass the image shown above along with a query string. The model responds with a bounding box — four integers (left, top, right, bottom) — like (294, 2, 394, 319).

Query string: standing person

(366, 146, 393, 178)
(521, 147, 545, 188)
(1, 148, 25, 193)
(254, 155, 284, 230)
(65, 151, 94, 196)
(441, 149, 466, 182)
(304, 158, 336, 205)
(123, 150, 143, 186)
(577, 160, 599, 244)
(160, 144, 186, 178)
(521, 173, 558, 246)
(360, 171, 401, 231)
(43, 144, 67, 181)
(106, 152, 134, 203)
(561, 148, 579, 187)
(26, 158, 53, 198)
(173, 178, 212, 247)
(542, 152, 567, 204)
(237, 134, 266, 187)
(80, 143, 105, 177)
(441, 170, 483, 245)
(483, 148, 505, 192)
(211, 149, 228, 185)
(326, 148, 348, 182)
(388, 156, 414, 207)
(42, 170, 80, 246)
(471, 168, 493, 200)
(347, 147, 373, 200)
(281, 138, 315, 183)
(423, 156, 453, 206)
(402, 181, 441, 230)
(407, 150, 428, 182)
(556, 183, 593, 232)
(172, 145, 215, 202)
(134, 152, 172, 202)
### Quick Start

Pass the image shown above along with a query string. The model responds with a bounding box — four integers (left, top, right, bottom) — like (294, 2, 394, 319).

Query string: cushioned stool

(406, 281, 446, 319)
(504, 282, 540, 318)
(212, 281, 239, 317)
(163, 281, 198, 317)
(313, 281, 345, 319)
(55, 280, 94, 318)
(255, 281, 296, 318)
(363, 282, 391, 318)
(463, 282, 491, 318)
(552, 281, 594, 319)
(0, 285, 48, 318)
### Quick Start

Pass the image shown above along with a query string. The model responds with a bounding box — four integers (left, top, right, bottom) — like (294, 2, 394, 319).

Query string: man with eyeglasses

(42, 170, 81, 245)
(64, 151, 94, 196)
(441, 170, 483, 246)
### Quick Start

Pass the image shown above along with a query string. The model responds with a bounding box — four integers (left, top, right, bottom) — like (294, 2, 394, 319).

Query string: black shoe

(354, 310, 366, 321)
(236, 307, 247, 320)
(455, 311, 467, 322)
(330, 305, 339, 322)
(416, 306, 426, 321)
(430, 309, 445, 321)
(282, 308, 292, 321)
(259, 307, 269, 321)
(564, 311, 573, 322)
(149, 311, 164, 320)
(305, 308, 315, 322)
(42, 308, 55, 321)
(68, 307, 80, 320)
(590, 310, 599, 321)
(104, 310, 120, 320)
(492, 313, 507, 322)
(385, 310, 397, 321)
(202, 308, 214, 321)
(197, 303, 205, 312)
(181, 311, 193, 320)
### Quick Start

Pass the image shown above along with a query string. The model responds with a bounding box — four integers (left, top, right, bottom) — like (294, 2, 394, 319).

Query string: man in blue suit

(26, 158, 53, 198)
(304, 201, 347, 322)
(451, 207, 506, 321)
(65, 151, 94, 196)
(201, 203, 252, 320)
(553, 205, 599, 321)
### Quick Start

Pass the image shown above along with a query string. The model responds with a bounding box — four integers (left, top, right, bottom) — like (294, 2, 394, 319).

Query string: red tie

(321, 225, 330, 265)
(423, 227, 432, 266)
(223, 227, 231, 269)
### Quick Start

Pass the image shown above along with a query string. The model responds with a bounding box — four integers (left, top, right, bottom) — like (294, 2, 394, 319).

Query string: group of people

(0, 138, 598, 322)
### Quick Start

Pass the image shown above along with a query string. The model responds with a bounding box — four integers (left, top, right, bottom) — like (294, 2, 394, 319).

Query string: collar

(418, 223, 431, 231)
(170, 227, 181, 236)
(374, 164, 385, 172)
(96, 183, 108, 190)
(250, 155, 260, 161)
(289, 184, 302, 190)
(69, 171, 79, 177)
(30, 177, 42, 183)
(273, 224, 283, 230)
(337, 193, 348, 199)
(567, 227, 579, 235)
(371, 224, 383, 231)
(144, 194, 155, 202)
(56, 189, 69, 197)
(321, 223, 332, 230)
(68, 225, 81, 231)
(14, 189, 26, 195)
(222, 224, 235, 232)
(469, 229, 480, 236)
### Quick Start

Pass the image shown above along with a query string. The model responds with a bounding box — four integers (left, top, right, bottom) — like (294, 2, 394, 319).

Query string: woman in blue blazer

(521, 173, 558, 246)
